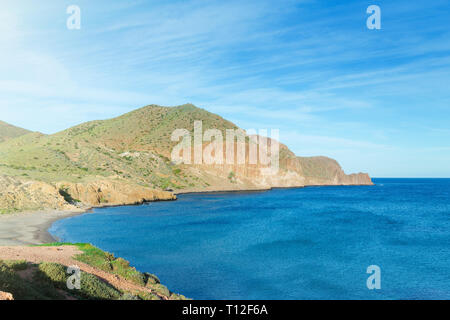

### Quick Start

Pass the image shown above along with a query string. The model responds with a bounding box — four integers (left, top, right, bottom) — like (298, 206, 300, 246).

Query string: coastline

(0, 183, 376, 246)
(0, 209, 88, 246)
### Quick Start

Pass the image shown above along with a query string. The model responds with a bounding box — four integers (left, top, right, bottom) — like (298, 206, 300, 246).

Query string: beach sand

(0, 209, 86, 246)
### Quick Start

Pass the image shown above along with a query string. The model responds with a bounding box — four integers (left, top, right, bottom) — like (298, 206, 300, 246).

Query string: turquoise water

(49, 179, 450, 299)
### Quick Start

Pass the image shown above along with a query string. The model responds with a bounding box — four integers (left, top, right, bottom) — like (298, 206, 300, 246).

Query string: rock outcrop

(0, 175, 175, 213)
(0, 175, 76, 214)
(56, 180, 176, 207)
(297, 156, 372, 186)
(0, 291, 14, 300)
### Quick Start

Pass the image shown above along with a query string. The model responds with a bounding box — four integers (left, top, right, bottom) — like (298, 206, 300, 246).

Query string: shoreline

(0, 183, 376, 246)
(0, 209, 88, 246)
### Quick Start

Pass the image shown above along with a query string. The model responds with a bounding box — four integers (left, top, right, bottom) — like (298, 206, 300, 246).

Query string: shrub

(138, 291, 161, 300)
(36, 262, 121, 300)
(0, 262, 63, 300)
(75, 244, 145, 286)
(2, 260, 28, 271)
(150, 283, 170, 297)
(144, 272, 160, 286)
(169, 293, 189, 300)
(79, 272, 121, 300)
(37, 262, 67, 286)
(118, 292, 140, 300)
(58, 187, 80, 204)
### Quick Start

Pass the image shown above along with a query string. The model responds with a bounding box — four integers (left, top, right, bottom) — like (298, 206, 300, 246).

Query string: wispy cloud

(1, 0, 449, 176)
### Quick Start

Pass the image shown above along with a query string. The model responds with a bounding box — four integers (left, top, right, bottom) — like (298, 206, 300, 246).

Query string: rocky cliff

(0, 104, 372, 213)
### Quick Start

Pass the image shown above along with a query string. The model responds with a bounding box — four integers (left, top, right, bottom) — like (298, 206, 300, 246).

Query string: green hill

(0, 121, 30, 143)
(0, 104, 372, 213)
(0, 104, 237, 189)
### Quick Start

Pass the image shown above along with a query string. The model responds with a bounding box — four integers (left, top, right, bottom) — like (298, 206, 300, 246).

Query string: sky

(1, 0, 449, 177)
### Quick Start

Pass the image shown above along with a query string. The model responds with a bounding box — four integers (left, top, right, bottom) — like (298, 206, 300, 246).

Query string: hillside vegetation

(0, 243, 187, 300)
(0, 121, 30, 143)
(0, 104, 372, 213)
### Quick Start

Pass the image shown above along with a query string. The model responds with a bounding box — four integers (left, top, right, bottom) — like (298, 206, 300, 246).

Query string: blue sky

(1, 0, 449, 177)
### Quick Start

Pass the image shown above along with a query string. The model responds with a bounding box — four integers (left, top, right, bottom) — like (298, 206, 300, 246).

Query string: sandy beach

(0, 209, 86, 246)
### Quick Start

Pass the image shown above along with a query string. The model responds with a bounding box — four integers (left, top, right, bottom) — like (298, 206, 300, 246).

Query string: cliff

(0, 104, 372, 213)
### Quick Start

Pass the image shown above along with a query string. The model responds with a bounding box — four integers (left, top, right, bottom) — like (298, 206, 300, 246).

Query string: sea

(49, 178, 450, 299)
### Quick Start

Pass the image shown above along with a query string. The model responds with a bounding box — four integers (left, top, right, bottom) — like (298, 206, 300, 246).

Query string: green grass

(0, 257, 177, 300)
(0, 260, 65, 300)
(0, 120, 30, 143)
(73, 243, 146, 286)
(33, 242, 188, 300)
(3, 260, 28, 271)
(0, 104, 239, 198)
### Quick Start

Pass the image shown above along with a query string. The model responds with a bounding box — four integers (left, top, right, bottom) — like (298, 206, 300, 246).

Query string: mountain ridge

(0, 121, 31, 143)
(0, 104, 372, 213)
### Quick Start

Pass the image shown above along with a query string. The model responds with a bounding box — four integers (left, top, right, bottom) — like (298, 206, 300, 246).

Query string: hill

(0, 104, 372, 213)
(0, 121, 30, 143)
(0, 243, 187, 300)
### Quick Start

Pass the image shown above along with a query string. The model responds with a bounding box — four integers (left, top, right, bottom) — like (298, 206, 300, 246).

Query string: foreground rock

(56, 180, 176, 207)
(0, 291, 14, 300)
(0, 175, 76, 214)
(0, 175, 175, 214)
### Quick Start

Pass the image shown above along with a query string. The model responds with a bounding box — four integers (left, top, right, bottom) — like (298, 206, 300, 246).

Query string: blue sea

(49, 178, 450, 300)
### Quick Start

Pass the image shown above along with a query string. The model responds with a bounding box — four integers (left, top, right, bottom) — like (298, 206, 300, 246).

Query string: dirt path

(0, 245, 167, 299)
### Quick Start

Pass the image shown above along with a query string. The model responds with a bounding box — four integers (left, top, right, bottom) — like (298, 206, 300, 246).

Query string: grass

(73, 243, 148, 287)
(0, 251, 184, 300)
(3, 260, 28, 271)
(0, 120, 30, 143)
(0, 260, 65, 300)
(31, 242, 188, 300)
(0, 260, 122, 300)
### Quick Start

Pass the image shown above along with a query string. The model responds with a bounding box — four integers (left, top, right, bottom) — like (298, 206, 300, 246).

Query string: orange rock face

(0, 291, 14, 300)
(57, 180, 176, 207)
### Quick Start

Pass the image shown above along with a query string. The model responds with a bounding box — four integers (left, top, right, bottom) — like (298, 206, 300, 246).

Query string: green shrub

(144, 272, 160, 286)
(2, 260, 28, 271)
(169, 293, 189, 300)
(58, 187, 80, 204)
(37, 262, 67, 286)
(118, 292, 140, 300)
(74, 243, 114, 272)
(138, 291, 161, 300)
(0, 262, 63, 300)
(111, 258, 146, 286)
(75, 244, 145, 286)
(36, 261, 121, 300)
(79, 272, 121, 300)
(150, 283, 170, 297)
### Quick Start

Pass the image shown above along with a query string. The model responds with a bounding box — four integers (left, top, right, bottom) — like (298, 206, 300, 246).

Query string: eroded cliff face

(176, 139, 372, 193)
(56, 180, 176, 207)
(0, 175, 76, 213)
(0, 175, 175, 213)
(296, 156, 373, 186)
